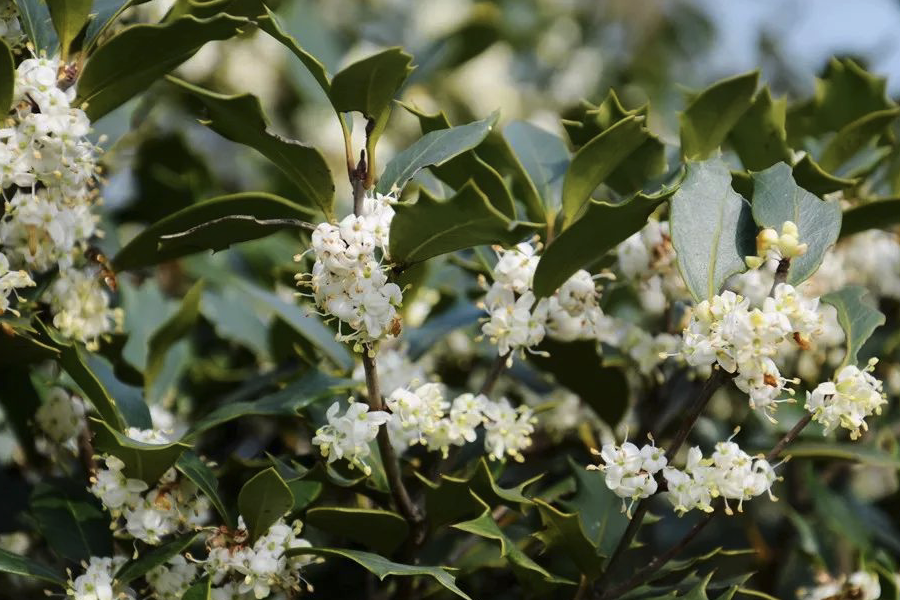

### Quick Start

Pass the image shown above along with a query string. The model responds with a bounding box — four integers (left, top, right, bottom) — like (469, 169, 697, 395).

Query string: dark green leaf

(670, 158, 756, 301)
(680, 71, 758, 159)
(285, 480, 322, 512)
(560, 457, 628, 557)
(306, 507, 408, 555)
(83, 0, 133, 49)
(145, 280, 203, 392)
(238, 467, 294, 543)
(182, 576, 211, 600)
(792, 154, 857, 196)
(85, 353, 151, 429)
(818, 108, 900, 173)
(750, 162, 842, 285)
(47, 0, 92, 57)
(504, 120, 569, 216)
(328, 47, 413, 120)
(30, 481, 113, 563)
(14, 0, 58, 54)
(728, 87, 792, 171)
(777, 442, 900, 468)
(840, 198, 900, 237)
(0, 322, 59, 366)
(115, 532, 198, 584)
(77, 14, 249, 120)
(112, 192, 313, 271)
(157, 215, 309, 257)
(0, 369, 41, 464)
(376, 112, 498, 195)
(821, 286, 885, 368)
(0, 549, 65, 586)
(257, 7, 330, 94)
(0, 39, 14, 115)
(534, 499, 604, 580)
(91, 418, 190, 484)
(176, 452, 233, 527)
(284, 547, 472, 600)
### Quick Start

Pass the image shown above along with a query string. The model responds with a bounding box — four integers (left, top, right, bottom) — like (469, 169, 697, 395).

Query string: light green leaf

(728, 87, 792, 171)
(750, 162, 843, 285)
(47, 0, 92, 57)
(818, 108, 900, 173)
(0, 549, 65, 586)
(115, 533, 198, 584)
(284, 547, 472, 600)
(182, 576, 211, 600)
(821, 286, 885, 368)
(376, 112, 498, 195)
(329, 47, 413, 120)
(670, 158, 756, 301)
(145, 280, 203, 393)
(306, 507, 408, 555)
(534, 499, 604, 580)
(77, 14, 249, 120)
(238, 467, 294, 543)
(91, 418, 190, 484)
(533, 190, 669, 298)
(504, 120, 569, 216)
(389, 182, 535, 266)
(840, 198, 900, 237)
(561, 115, 651, 224)
(176, 451, 233, 527)
(0, 39, 14, 115)
(112, 192, 313, 271)
(14, 0, 58, 54)
(680, 71, 758, 159)
(169, 77, 334, 216)
(777, 442, 900, 468)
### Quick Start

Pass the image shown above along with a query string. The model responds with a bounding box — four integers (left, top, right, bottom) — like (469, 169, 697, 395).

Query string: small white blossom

(806, 360, 886, 439)
(482, 397, 535, 462)
(312, 401, 390, 475)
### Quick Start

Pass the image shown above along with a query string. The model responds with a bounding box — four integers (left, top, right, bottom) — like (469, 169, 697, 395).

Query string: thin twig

(480, 351, 511, 396)
(765, 413, 812, 462)
(352, 150, 367, 216)
(769, 258, 790, 296)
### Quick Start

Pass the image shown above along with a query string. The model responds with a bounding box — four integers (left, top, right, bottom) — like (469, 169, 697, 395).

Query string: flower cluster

(65, 556, 132, 600)
(34, 386, 85, 452)
(0, 1, 22, 47)
(797, 570, 881, 600)
(745, 220, 808, 269)
(0, 56, 120, 348)
(146, 555, 198, 600)
(297, 193, 401, 346)
(89, 454, 210, 544)
(312, 400, 390, 475)
(591, 441, 667, 516)
(616, 219, 686, 315)
(806, 359, 886, 439)
(205, 517, 313, 599)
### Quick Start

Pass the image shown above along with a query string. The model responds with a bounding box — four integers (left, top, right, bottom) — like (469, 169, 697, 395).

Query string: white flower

(66, 556, 128, 600)
(147, 555, 198, 600)
(806, 360, 886, 439)
(89, 456, 148, 512)
(312, 401, 390, 475)
(35, 387, 85, 446)
(482, 397, 535, 462)
(385, 382, 448, 446)
(0, 251, 35, 315)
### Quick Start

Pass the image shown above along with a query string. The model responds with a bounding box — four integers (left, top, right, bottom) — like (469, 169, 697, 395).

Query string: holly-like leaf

(115, 533, 198, 584)
(389, 182, 535, 266)
(680, 71, 758, 159)
(818, 108, 900, 173)
(169, 78, 335, 216)
(728, 87, 792, 171)
(504, 120, 569, 215)
(47, 0, 91, 57)
(533, 190, 671, 298)
(91, 418, 190, 484)
(0, 549, 65, 586)
(840, 198, 900, 237)
(238, 467, 294, 543)
(257, 6, 331, 94)
(751, 162, 842, 285)
(284, 547, 472, 600)
(145, 280, 203, 394)
(376, 112, 498, 195)
(560, 457, 628, 557)
(0, 39, 14, 115)
(176, 452, 233, 527)
(112, 193, 313, 271)
(14, 0, 58, 54)
(30, 481, 113, 563)
(534, 499, 605, 580)
(328, 47, 413, 121)
(306, 507, 409, 555)
(670, 158, 756, 302)
(77, 14, 249, 120)
(821, 286, 885, 368)
(792, 154, 857, 195)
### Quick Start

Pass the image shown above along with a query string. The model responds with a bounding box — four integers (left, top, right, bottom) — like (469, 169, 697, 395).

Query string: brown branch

(480, 351, 511, 396)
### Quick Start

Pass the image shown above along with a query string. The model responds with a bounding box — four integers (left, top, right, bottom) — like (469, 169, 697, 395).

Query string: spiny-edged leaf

(0, 549, 65, 586)
(47, 0, 91, 57)
(257, 7, 330, 94)
(561, 457, 628, 556)
(176, 452, 233, 527)
(30, 481, 113, 563)
(83, 0, 133, 49)
(376, 112, 498, 195)
(91, 418, 190, 484)
(670, 158, 756, 302)
(112, 193, 313, 271)
(182, 576, 211, 600)
(728, 87, 792, 171)
(775, 442, 900, 468)
(186, 371, 354, 439)
(77, 14, 248, 120)
(750, 162, 842, 285)
(169, 77, 334, 215)
(0, 39, 13, 115)
(157, 215, 310, 258)
(792, 154, 857, 196)
(534, 190, 670, 298)
(284, 547, 472, 600)
(115, 532, 198, 584)
(145, 280, 203, 393)
(238, 467, 294, 543)
(389, 181, 535, 265)
(504, 120, 569, 216)
(14, 0, 58, 53)
(478, 128, 546, 223)
(329, 47, 413, 120)
(818, 108, 900, 173)
(840, 198, 900, 237)
(562, 115, 651, 224)
(306, 507, 408, 555)
(680, 71, 758, 159)
(534, 499, 604, 579)
(821, 286, 885, 368)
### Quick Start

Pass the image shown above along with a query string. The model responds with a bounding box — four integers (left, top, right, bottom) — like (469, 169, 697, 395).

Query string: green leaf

(257, 7, 330, 94)
(77, 14, 249, 120)
(83, 0, 133, 49)
(670, 158, 756, 302)
(0, 321, 59, 365)
(285, 480, 322, 513)
(376, 112, 498, 195)
(156, 215, 309, 258)
(14, 0, 58, 54)
(238, 467, 294, 543)
(182, 576, 211, 600)
(306, 507, 409, 555)
(47, 0, 92, 57)
(562, 115, 651, 224)
(776, 442, 900, 468)
(329, 47, 413, 120)
(145, 280, 203, 392)
(533, 190, 669, 298)
(389, 182, 534, 265)
(792, 154, 858, 196)
(115, 532, 198, 584)
(0, 549, 65, 586)
(818, 108, 900, 173)
(680, 71, 758, 159)
(750, 162, 843, 285)
(30, 481, 113, 563)
(112, 192, 313, 271)
(840, 198, 900, 237)
(0, 39, 14, 115)
(560, 457, 628, 557)
(504, 120, 569, 216)
(176, 452, 233, 527)
(821, 285, 885, 368)
(728, 87, 792, 171)
(0, 369, 41, 464)
(91, 418, 190, 484)
(169, 77, 334, 215)
(284, 547, 472, 600)
(534, 499, 604, 580)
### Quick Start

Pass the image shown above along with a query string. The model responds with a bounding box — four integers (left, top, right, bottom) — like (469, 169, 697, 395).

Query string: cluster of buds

(746, 220, 808, 269)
